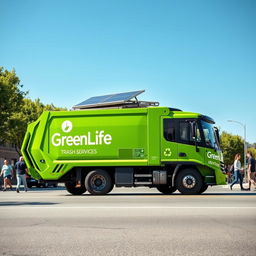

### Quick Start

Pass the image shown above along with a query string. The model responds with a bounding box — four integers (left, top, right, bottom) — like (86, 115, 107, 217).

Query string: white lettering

(104, 134, 112, 145)
(52, 133, 61, 146)
(207, 152, 220, 161)
(51, 131, 112, 147)
(73, 136, 81, 146)
(88, 132, 96, 145)
(98, 130, 104, 144)
(62, 136, 67, 146)
(80, 135, 87, 145)
(66, 136, 73, 146)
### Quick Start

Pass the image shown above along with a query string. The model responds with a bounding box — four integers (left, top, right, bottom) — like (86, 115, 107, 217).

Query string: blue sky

(1, 0, 256, 143)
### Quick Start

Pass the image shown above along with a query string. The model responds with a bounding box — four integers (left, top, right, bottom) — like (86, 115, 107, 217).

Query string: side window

(179, 122, 190, 142)
(178, 121, 202, 144)
(196, 128, 202, 142)
(164, 119, 175, 142)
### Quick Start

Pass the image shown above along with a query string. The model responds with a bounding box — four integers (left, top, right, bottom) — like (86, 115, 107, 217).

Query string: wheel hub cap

(91, 175, 106, 191)
(182, 175, 196, 189)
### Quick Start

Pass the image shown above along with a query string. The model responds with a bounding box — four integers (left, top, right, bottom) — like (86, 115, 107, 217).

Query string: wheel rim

(182, 175, 196, 189)
(90, 174, 106, 191)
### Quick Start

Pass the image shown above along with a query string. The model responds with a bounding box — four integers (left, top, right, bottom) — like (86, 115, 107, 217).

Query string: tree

(220, 131, 244, 166)
(5, 98, 66, 154)
(0, 67, 27, 137)
(0, 67, 66, 154)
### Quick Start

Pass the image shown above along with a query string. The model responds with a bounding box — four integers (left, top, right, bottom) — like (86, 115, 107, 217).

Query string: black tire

(176, 168, 203, 195)
(27, 184, 32, 188)
(199, 183, 208, 194)
(156, 185, 176, 194)
(65, 180, 86, 195)
(85, 169, 113, 195)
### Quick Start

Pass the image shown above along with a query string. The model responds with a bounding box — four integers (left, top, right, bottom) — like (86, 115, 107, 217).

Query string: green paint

(21, 107, 226, 185)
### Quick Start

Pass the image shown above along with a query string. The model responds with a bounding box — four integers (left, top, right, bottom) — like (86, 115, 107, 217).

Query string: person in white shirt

(0, 160, 13, 191)
(230, 154, 246, 190)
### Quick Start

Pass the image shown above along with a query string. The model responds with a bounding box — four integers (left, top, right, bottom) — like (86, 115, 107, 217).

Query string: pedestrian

(0, 160, 13, 191)
(246, 151, 256, 191)
(230, 153, 247, 191)
(15, 156, 28, 193)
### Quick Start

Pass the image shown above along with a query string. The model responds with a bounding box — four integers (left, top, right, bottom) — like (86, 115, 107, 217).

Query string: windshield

(200, 120, 220, 149)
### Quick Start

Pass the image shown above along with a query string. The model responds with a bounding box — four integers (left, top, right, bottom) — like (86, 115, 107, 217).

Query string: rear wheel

(85, 169, 113, 195)
(176, 168, 203, 195)
(199, 183, 208, 194)
(156, 185, 176, 194)
(65, 180, 86, 195)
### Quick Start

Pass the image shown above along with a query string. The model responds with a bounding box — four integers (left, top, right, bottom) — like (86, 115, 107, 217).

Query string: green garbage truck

(21, 91, 226, 195)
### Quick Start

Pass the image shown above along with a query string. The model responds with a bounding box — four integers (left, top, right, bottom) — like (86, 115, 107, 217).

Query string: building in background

(0, 141, 19, 167)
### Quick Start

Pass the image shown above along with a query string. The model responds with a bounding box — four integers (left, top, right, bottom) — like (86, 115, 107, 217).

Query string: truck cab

(161, 112, 225, 194)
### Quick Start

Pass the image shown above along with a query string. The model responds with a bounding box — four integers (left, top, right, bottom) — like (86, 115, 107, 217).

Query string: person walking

(15, 156, 28, 193)
(246, 151, 256, 191)
(0, 160, 13, 191)
(230, 154, 247, 191)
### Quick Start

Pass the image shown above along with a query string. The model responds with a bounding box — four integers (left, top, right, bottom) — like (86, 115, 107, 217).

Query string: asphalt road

(0, 186, 255, 256)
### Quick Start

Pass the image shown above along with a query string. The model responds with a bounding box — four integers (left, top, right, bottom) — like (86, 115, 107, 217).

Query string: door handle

(179, 152, 187, 157)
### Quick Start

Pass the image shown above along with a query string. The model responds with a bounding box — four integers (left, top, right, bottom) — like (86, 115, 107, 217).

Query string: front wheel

(85, 169, 113, 195)
(156, 185, 176, 194)
(176, 169, 203, 195)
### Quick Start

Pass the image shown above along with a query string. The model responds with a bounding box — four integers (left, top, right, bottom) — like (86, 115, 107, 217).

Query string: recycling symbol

(164, 148, 172, 157)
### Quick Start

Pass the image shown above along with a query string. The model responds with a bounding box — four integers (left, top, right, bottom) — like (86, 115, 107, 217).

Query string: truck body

(21, 107, 226, 195)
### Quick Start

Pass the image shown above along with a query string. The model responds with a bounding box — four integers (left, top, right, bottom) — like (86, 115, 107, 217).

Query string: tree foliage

(220, 131, 244, 166)
(4, 98, 66, 153)
(0, 67, 65, 154)
(0, 67, 27, 135)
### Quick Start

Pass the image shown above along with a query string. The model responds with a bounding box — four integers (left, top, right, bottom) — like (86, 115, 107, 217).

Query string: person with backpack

(230, 153, 247, 190)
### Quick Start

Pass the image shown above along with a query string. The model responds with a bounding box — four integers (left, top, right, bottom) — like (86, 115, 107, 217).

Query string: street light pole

(227, 120, 247, 182)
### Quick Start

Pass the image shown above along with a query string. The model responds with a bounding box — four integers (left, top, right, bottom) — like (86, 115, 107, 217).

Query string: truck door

(161, 118, 178, 162)
(176, 119, 205, 164)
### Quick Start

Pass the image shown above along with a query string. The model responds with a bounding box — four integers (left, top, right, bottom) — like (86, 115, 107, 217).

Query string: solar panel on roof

(73, 90, 145, 109)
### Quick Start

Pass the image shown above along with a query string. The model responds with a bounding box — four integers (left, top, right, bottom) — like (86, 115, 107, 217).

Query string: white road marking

(0, 206, 256, 209)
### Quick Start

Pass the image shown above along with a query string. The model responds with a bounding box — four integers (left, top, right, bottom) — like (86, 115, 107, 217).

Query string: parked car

(26, 174, 58, 188)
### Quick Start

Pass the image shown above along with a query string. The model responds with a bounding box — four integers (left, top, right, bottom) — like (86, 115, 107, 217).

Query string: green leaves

(220, 131, 244, 166)
(0, 67, 27, 135)
(0, 67, 65, 153)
